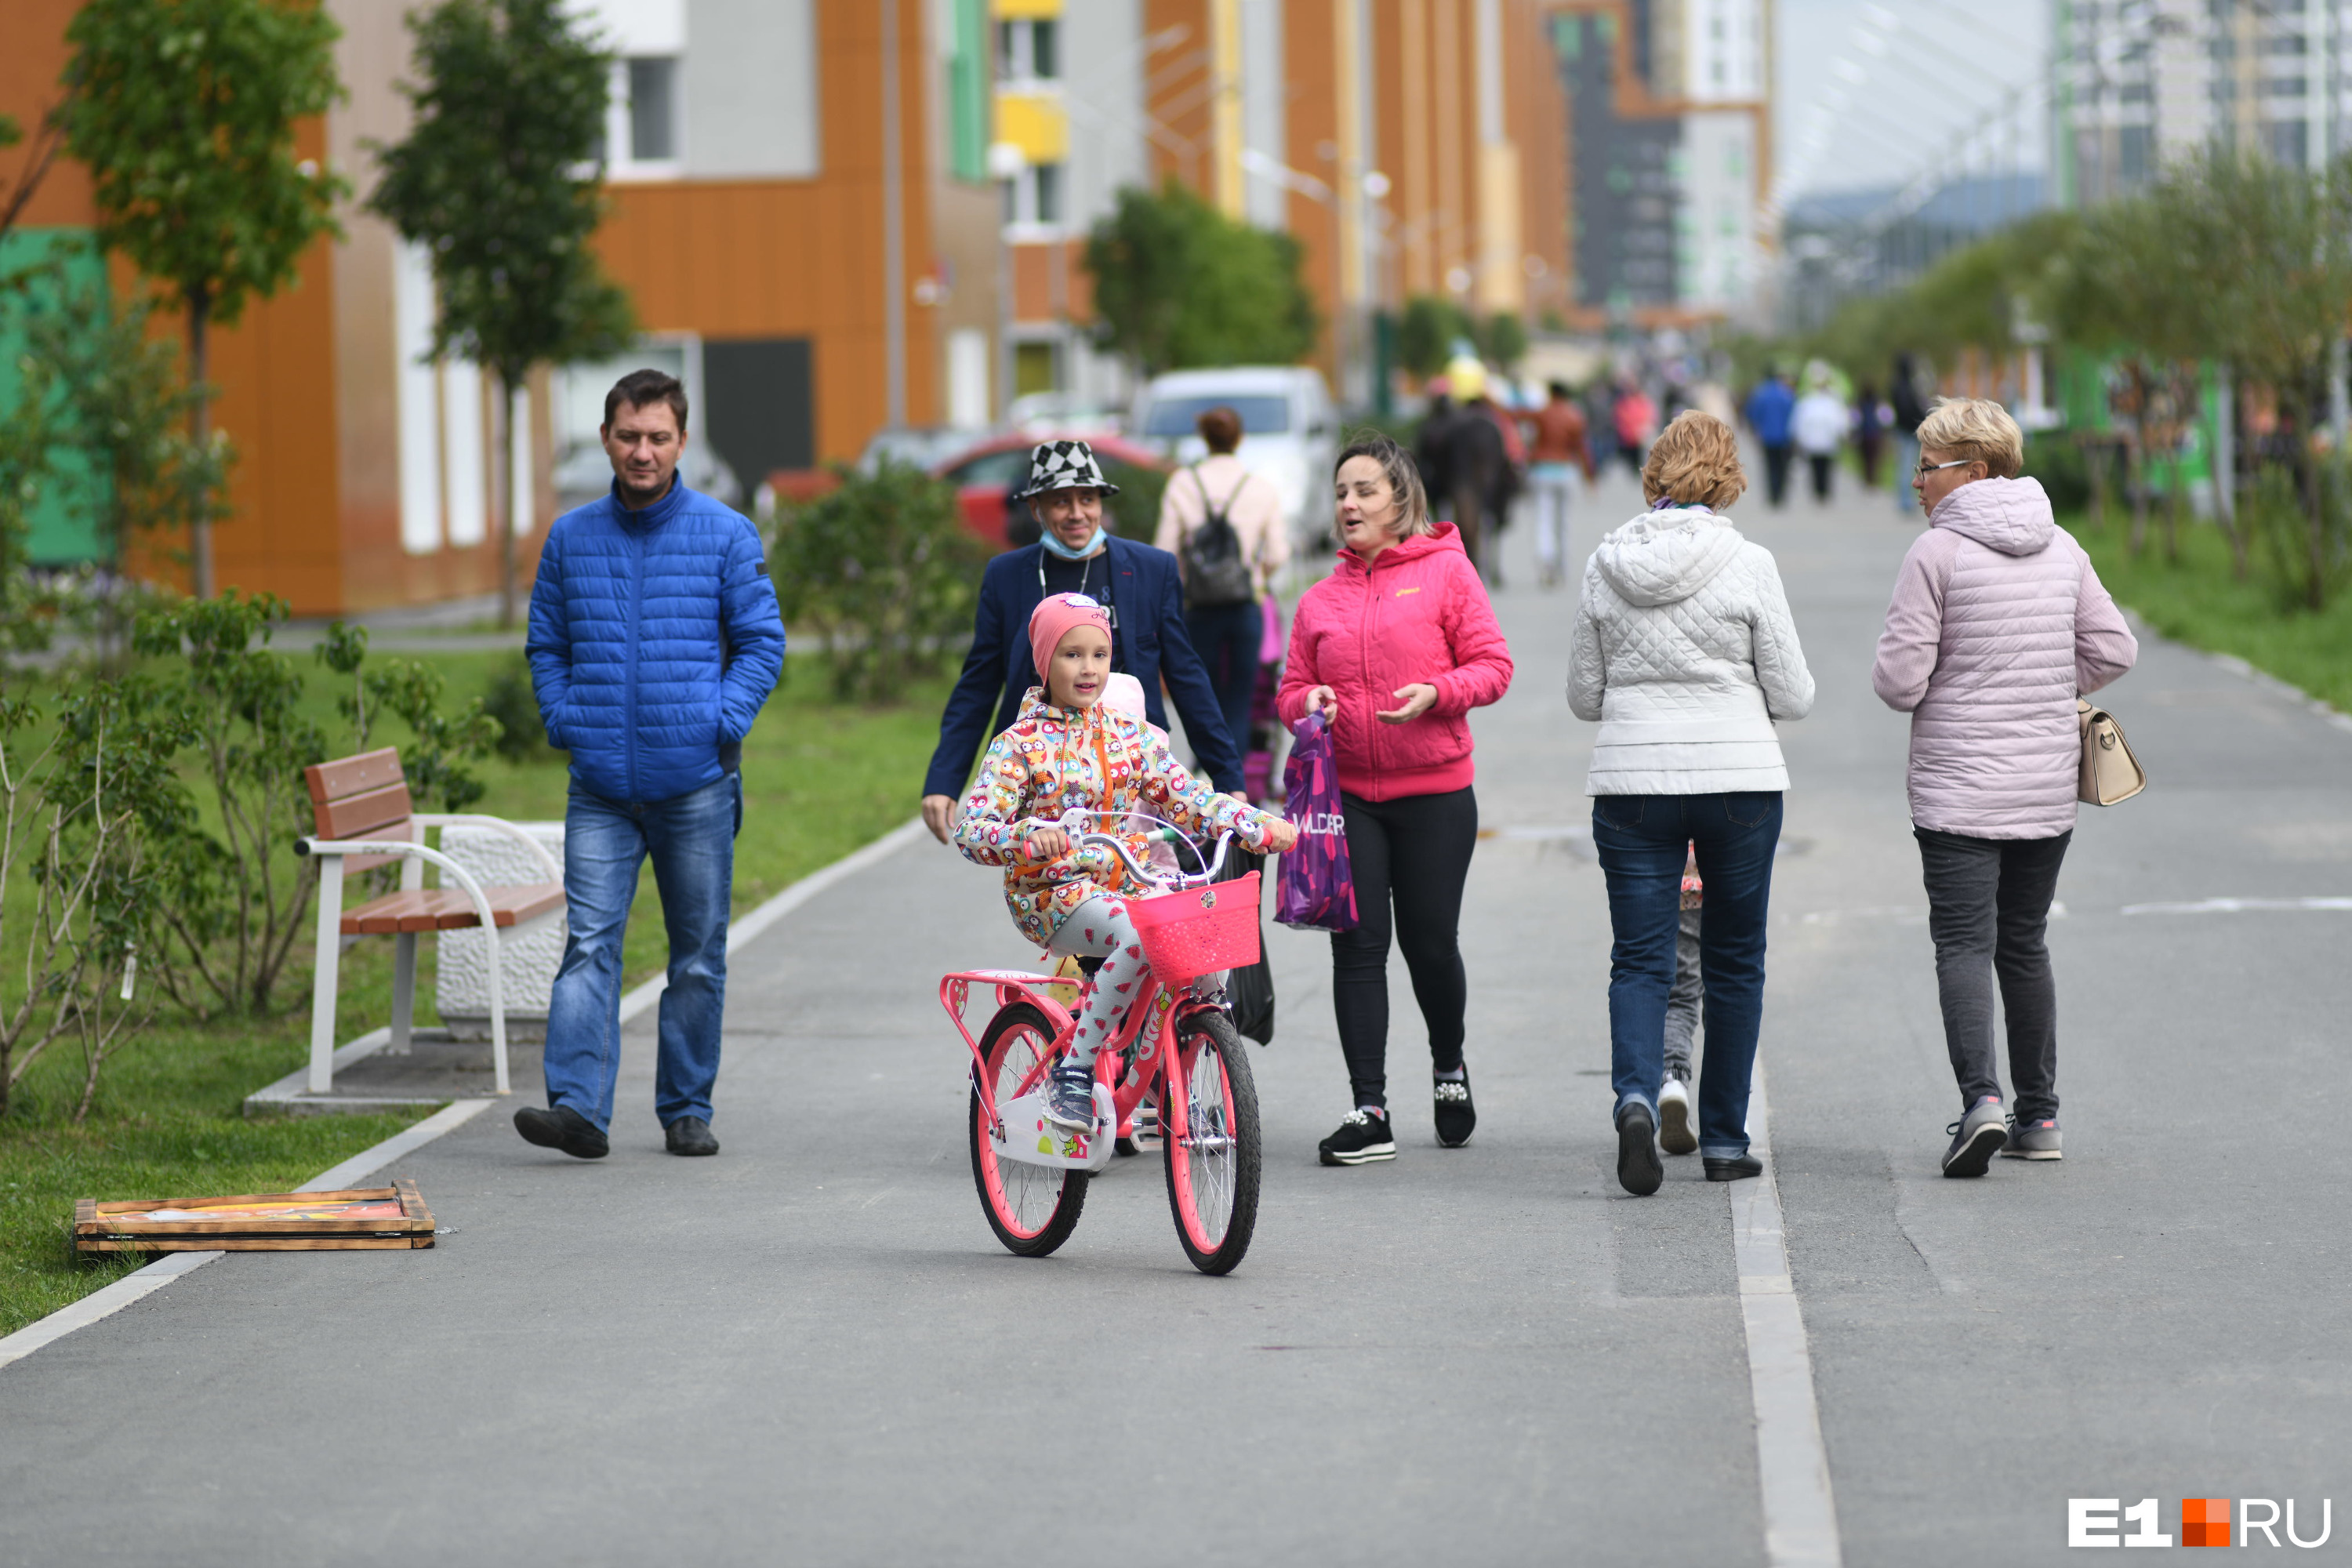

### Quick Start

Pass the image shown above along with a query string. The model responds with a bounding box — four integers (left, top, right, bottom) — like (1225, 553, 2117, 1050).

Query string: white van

(1131, 366, 1341, 559)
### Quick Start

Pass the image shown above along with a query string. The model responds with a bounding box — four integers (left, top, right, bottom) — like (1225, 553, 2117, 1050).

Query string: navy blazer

(924, 535, 1246, 798)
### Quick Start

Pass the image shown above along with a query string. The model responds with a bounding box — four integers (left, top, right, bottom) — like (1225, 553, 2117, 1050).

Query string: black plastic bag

(1221, 848, 1275, 1044)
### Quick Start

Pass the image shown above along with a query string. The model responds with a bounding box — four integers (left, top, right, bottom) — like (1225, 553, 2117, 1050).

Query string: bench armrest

(296, 838, 503, 935)
(411, 814, 564, 884)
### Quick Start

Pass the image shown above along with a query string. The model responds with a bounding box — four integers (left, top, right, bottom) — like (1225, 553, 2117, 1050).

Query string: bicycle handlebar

(1032, 808, 1236, 889)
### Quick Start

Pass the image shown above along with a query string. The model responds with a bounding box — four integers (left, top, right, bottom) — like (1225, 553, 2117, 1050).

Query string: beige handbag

(2078, 699, 2146, 805)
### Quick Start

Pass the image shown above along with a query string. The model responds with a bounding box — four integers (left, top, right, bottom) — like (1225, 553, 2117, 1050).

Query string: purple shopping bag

(1277, 713, 1358, 932)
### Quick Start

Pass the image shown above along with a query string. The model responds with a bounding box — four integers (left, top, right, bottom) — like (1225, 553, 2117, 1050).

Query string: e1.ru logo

(2070, 1497, 2333, 1548)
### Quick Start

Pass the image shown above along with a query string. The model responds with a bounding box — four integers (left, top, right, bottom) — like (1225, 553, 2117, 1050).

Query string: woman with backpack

(1156, 405, 1290, 767)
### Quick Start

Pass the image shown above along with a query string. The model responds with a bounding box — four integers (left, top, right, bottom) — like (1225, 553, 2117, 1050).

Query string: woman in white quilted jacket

(1569, 411, 1815, 1196)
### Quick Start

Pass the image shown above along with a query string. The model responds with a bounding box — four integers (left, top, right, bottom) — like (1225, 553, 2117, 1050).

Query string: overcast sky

(1775, 0, 2050, 199)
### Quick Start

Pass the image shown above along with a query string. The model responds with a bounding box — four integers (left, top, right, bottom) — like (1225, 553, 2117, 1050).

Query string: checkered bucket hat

(1013, 438, 1121, 500)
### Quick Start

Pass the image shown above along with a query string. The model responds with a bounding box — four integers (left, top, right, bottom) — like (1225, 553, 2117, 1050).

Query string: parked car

(857, 425, 974, 475)
(1131, 366, 1341, 556)
(553, 439, 743, 514)
(931, 431, 1170, 550)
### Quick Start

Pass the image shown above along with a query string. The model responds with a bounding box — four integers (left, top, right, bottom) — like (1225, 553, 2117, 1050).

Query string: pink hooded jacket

(1277, 523, 1514, 800)
(1872, 476, 2137, 839)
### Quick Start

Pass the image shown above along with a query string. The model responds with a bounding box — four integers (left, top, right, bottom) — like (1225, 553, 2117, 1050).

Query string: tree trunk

(2163, 452, 2183, 564)
(2126, 441, 2149, 556)
(495, 372, 519, 630)
(187, 289, 214, 599)
(2086, 436, 2109, 527)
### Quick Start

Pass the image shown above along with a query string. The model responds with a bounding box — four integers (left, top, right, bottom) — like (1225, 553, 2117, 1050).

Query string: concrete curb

(0, 817, 931, 1375)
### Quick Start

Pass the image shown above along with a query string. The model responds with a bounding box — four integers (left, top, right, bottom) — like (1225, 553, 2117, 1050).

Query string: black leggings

(1330, 786, 1478, 1109)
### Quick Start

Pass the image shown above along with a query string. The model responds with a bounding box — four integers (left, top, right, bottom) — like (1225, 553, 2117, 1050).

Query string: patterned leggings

(1049, 896, 1149, 1070)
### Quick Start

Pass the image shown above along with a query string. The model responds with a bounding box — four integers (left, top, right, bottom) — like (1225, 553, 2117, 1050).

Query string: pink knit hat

(1027, 592, 1113, 688)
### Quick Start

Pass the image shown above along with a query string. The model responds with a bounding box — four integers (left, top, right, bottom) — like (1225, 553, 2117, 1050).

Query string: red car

(931, 432, 1170, 550)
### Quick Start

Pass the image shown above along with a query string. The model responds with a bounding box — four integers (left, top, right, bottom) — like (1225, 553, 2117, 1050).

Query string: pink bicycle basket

(1127, 872, 1262, 984)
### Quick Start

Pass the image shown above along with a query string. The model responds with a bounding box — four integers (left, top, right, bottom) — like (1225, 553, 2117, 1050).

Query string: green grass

(2070, 510, 2352, 713)
(0, 649, 953, 1334)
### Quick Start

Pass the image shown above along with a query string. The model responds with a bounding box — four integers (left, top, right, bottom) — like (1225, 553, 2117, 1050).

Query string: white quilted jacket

(1568, 506, 1815, 795)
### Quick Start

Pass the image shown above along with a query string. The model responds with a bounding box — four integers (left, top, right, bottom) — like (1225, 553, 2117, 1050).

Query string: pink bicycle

(940, 815, 1264, 1275)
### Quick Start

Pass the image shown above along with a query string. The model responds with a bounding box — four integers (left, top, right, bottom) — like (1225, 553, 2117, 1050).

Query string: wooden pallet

(73, 1178, 436, 1253)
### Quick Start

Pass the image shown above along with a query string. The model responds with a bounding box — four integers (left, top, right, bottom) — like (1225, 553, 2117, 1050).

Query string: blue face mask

(1037, 521, 1107, 559)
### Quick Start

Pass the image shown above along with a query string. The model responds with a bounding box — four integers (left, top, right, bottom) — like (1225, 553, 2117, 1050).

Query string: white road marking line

(2, 820, 935, 1376)
(0, 1099, 495, 1375)
(1735, 1057, 1843, 1568)
(615, 817, 928, 1022)
(2122, 896, 2352, 915)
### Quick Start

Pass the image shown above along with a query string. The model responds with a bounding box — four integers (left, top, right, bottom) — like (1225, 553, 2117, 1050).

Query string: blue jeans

(543, 772, 740, 1132)
(1592, 792, 1782, 1160)
(1185, 600, 1261, 767)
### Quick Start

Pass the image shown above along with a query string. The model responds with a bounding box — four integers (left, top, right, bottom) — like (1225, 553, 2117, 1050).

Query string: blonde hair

(1334, 432, 1434, 539)
(1915, 397, 2024, 479)
(1641, 411, 1748, 510)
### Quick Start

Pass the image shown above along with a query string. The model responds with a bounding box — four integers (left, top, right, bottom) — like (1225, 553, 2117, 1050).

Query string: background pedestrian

(920, 440, 1245, 844)
(1612, 379, 1658, 479)
(1279, 434, 1513, 1167)
(1155, 405, 1289, 774)
(1569, 410, 1814, 1196)
(1856, 382, 1887, 488)
(1889, 353, 1930, 514)
(1792, 369, 1849, 503)
(1871, 398, 2137, 1177)
(1522, 379, 1596, 590)
(1744, 366, 1797, 506)
(521, 368, 786, 1162)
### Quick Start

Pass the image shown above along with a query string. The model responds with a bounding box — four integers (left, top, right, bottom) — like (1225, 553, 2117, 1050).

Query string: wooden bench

(297, 748, 564, 1097)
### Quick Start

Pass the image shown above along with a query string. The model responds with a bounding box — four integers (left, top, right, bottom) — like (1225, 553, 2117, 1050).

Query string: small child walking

(1659, 845, 1703, 1156)
(953, 593, 1296, 1129)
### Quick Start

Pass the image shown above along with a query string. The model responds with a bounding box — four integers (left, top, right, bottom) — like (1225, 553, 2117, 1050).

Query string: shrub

(482, 650, 563, 762)
(771, 459, 986, 703)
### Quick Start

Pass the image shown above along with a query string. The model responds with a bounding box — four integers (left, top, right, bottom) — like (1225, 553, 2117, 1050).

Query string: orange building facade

(2, 0, 947, 614)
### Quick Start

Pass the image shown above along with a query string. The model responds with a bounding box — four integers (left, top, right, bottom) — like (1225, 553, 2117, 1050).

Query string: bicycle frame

(938, 964, 1222, 1160)
(941, 818, 1243, 1168)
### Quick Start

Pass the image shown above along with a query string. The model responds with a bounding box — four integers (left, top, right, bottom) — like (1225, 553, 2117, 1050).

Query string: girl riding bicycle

(953, 592, 1298, 1131)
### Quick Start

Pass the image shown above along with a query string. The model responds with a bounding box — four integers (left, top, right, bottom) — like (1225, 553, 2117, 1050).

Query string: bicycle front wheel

(971, 1002, 1087, 1258)
(1163, 1011, 1261, 1275)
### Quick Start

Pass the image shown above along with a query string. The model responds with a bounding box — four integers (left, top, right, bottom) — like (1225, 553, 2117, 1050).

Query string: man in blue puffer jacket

(517, 368, 786, 1161)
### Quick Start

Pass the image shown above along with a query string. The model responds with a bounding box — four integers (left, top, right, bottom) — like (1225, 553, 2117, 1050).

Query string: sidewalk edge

(0, 818, 931, 1375)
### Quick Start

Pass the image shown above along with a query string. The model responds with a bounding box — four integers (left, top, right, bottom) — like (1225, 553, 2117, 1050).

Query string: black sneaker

(1617, 1102, 1662, 1196)
(1433, 1067, 1475, 1148)
(1704, 1154, 1762, 1182)
(1942, 1096, 2008, 1178)
(664, 1116, 719, 1156)
(514, 1104, 608, 1160)
(1319, 1109, 1396, 1166)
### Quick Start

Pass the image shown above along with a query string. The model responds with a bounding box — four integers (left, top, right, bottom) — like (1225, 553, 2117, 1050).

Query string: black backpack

(1178, 467, 1258, 610)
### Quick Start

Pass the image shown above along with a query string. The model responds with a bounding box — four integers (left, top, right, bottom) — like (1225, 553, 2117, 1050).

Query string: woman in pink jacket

(1279, 434, 1514, 1167)
(1873, 399, 2136, 1178)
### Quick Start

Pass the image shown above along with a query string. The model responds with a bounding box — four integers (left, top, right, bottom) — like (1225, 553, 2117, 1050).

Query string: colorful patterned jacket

(954, 688, 1277, 949)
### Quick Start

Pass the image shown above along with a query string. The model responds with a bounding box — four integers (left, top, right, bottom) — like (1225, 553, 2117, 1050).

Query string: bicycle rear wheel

(1163, 1011, 1261, 1275)
(971, 1002, 1087, 1258)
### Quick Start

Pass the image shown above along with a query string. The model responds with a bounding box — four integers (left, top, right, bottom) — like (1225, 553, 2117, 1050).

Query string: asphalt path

(5, 464, 2349, 1566)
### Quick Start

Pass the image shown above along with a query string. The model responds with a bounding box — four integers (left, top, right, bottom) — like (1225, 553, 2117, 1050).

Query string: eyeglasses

(1915, 458, 1975, 478)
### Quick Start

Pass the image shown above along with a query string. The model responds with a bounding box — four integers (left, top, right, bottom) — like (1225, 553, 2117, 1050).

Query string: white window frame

(607, 55, 684, 182)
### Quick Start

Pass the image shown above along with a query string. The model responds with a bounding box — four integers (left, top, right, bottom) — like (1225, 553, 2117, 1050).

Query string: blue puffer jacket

(527, 479, 786, 804)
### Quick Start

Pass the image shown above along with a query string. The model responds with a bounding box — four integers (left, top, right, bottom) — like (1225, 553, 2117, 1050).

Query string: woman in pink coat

(1279, 434, 1515, 1167)
(1873, 399, 2136, 1178)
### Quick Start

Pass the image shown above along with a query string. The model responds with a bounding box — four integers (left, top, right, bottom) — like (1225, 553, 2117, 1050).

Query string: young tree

(58, 0, 347, 598)
(368, 0, 636, 628)
(1083, 180, 1319, 376)
(1395, 296, 1472, 382)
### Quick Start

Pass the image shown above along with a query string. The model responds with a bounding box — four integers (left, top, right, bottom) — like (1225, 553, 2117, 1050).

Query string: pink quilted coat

(1277, 523, 1514, 800)
(1871, 476, 2138, 840)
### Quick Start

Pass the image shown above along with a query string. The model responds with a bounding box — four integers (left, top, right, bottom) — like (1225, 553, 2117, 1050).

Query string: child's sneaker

(2001, 1117, 2063, 1160)
(1657, 1075, 1697, 1155)
(1941, 1096, 2007, 1178)
(1042, 1062, 1099, 1131)
(1318, 1108, 1396, 1166)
